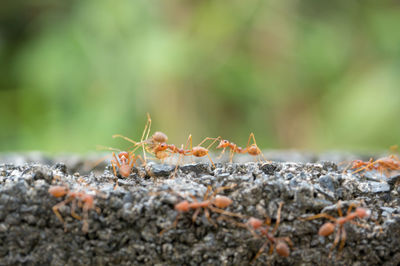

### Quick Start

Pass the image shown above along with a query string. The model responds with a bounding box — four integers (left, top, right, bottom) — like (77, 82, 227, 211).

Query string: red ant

(350, 146, 400, 176)
(96, 146, 141, 187)
(301, 201, 370, 258)
(48, 185, 100, 233)
(352, 156, 400, 176)
(216, 133, 267, 162)
(183, 135, 220, 167)
(347, 158, 377, 173)
(111, 150, 142, 187)
(246, 203, 292, 261)
(113, 113, 169, 163)
(159, 184, 242, 235)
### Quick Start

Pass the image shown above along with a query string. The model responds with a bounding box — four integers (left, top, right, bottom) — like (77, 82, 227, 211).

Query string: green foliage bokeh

(1, 0, 400, 152)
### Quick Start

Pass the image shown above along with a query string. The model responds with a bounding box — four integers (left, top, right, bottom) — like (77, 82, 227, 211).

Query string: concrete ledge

(0, 159, 399, 265)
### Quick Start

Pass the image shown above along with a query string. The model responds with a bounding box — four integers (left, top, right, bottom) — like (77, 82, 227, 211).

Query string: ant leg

(144, 113, 152, 141)
(211, 184, 237, 198)
(208, 206, 244, 218)
(111, 153, 120, 189)
(172, 144, 187, 179)
(82, 207, 89, 233)
(268, 243, 275, 255)
(259, 153, 270, 163)
(111, 160, 117, 177)
(187, 135, 195, 163)
(341, 161, 352, 174)
(352, 160, 378, 174)
(52, 203, 66, 224)
(272, 202, 283, 234)
(203, 186, 213, 201)
(247, 132, 260, 150)
(112, 134, 138, 145)
(338, 227, 346, 252)
(337, 201, 343, 217)
(247, 133, 255, 148)
(217, 215, 247, 228)
(92, 146, 119, 170)
(140, 114, 152, 164)
(204, 208, 217, 227)
(196, 137, 220, 149)
(171, 154, 182, 179)
(345, 202, 359, 215)
(159, 213, 181, 236)
(52, 197, 74, 227)
(252, 241, 269, 263)
(205, 137, 221, 150)
(229, 149, 235, 163)
(328, 225, 341, 258)
(188, 134, 193, 150)
(207, 153, 216, 168)
(135, 155, 144, 166)
(96, 145, 121, 152)
(300, 213, 337, 223)
(112, 152, 122, 170)
(192, 208, 201, 222)
(128, 152, 136, 168)
(183, 134, 191, 151)
(217, 147, 226, 160)
(70, 199, 82, 220)
(187, 194, 201, 222)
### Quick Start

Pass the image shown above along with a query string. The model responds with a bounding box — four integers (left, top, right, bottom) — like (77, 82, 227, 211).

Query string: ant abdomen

(48, 186, 68, 198)
(153, 131, 168, 143)
(119, 165, 131, 177)
(213, 195, 232, 208)
(318, 222, 335, 236)
(276, 241, 290, 257)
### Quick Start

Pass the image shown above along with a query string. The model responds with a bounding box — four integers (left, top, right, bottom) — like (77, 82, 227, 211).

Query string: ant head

(276, 241, 290, 257)
(217, 140, 229, 149)
(355, 207, 371, 218)
(247, 217, 263, 230)
(153, 131, 168, 143)
(175, 200, 190, 212)
(118, 152, 129, 161)
(159, 143, 168, 150)
(351, 160, 364, 168)
(318, 222, 335, 236)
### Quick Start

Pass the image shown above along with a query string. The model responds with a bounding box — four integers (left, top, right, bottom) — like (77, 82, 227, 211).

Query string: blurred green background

(1, 0, 400, 153)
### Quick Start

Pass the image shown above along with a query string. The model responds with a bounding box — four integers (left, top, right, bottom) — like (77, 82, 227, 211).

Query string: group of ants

(47, 114, 399, 262)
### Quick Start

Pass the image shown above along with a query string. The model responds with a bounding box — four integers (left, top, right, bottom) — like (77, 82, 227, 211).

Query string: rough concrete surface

(0, 152, 400, 265)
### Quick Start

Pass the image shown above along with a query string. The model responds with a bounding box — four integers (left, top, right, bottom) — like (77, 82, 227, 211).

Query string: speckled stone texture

(1, 155, 400, 265)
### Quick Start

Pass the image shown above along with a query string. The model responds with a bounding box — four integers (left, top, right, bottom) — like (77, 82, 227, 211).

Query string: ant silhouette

(216, 133, 267, 162)
(96, 145, 142, 188)
(301, 201, 370, 258)
(352, 156, 400, 177)
(159, 184, 242, 235)
(48, 185, 101, 233)
(246, 203, 293, 260)
(183, 135, 220, 167)
(113, 113, 169, 163)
